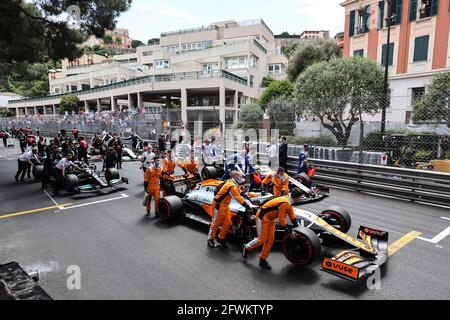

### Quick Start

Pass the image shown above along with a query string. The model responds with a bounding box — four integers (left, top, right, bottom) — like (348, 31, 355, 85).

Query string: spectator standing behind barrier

(158, 134, 166, 154)
(297, 144, 309, 175)
(266, 142, 277, 169)
(279, 136, 288, 171)
(72, 127, 79, 140)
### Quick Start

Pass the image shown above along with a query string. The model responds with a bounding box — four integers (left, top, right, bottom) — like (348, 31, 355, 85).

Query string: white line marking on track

(441, 217, 450, 221)
(43, 189, 65, 210)
(417, 226, 450, 244)
(60, 193, 129, 211)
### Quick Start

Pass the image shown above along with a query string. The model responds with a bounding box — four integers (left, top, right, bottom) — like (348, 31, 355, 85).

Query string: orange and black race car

(157, 177, 389, 281)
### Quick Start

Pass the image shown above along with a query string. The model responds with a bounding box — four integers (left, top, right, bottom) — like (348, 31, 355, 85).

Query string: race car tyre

(158, 196, 184, 222)
(282, 226, 321, 267)
(32, 165, 44, 180)
(201, 166, 218, 180)
(105, 168, 120, 182)
(318, 206, 352, 233)
(66, 174, 79, 191)
(295, 172, 312, 188)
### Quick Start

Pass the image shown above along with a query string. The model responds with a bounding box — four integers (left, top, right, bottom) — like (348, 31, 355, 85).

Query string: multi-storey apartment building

(342, 0, 450, 123)
(8, 19, 288, 131)
(275, 30, 330, 47)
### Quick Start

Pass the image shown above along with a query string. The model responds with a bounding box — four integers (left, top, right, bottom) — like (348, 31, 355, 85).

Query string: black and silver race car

(33, 161, 128, 194)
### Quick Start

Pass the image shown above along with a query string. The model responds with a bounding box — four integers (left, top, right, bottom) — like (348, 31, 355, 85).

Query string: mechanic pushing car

(261, 167, 289, 196)
(242, 188, 302, 270)
(207, 169, 253, 248)
(144, 155, 163, 217)
(162, 149, 176, 196)
(53, 152, 80, 196)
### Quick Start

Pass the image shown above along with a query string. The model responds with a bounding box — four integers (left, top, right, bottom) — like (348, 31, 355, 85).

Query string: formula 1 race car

(200, 165, 329, 205)
(157, 179, 388, 282)
(33, 161, 128, 194)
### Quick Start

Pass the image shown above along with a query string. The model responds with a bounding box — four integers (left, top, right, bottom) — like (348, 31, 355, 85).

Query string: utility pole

(381, 0, 392, 135)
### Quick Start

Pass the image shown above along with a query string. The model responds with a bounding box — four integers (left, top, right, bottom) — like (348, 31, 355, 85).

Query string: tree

(0, 0, 132, 65)
(59, 95, 80, 114)
(115, 37, 122, 44)
(266, 97, 297, 136)
(261, 76, 275, 88)
(131, 39, 144, 48)
(147, 38, 160, 45)
(287, 38, 342, 82)
(259, 80, 294, 108)
(413, 71, 450, 127)
(294, 57, 386, 147)
(237, 104, 265, 130)
(103, 34, 113, 44)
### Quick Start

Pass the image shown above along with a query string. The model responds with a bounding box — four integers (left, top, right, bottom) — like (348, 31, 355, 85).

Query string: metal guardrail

(286, 157, 450, 207)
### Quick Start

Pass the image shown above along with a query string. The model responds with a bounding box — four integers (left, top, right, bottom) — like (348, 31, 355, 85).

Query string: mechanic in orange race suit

(207, 168, 253, 248)
(242, 187, 303, 270)
(143, 155, 163, 217)
(161, 149, 177, 196)
(179, 147, 199, 175)
(261, 167, 289, 196)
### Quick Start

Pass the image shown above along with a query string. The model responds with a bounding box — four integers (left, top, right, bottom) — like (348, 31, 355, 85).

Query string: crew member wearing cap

(207, 169, 253, 248)
(144, 155, 163, 217)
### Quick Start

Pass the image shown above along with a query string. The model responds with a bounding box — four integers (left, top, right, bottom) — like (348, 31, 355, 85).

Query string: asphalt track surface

(0, 144, 449, 300)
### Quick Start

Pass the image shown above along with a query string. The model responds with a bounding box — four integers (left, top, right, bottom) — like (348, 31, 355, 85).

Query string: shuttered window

(413, 35, 429, 62)
(381, 43, 394, 66)
(410, 0, 417, 21)
(353, 49, 364, 57)
(349, 11, 356, 37)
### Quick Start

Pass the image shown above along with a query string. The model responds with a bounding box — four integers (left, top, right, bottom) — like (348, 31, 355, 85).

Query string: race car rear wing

(321, 226, 389, 281)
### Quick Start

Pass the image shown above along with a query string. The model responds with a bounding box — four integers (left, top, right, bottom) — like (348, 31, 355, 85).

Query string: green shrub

(412, 150, 433, 163)
(287, 135, 337, 147)
(445, 150, 450, 160)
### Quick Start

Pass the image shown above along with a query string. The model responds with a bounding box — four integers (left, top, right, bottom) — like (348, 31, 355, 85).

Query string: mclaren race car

(201, 165, 329, 204)
(157, 178, 388, 281)
(33, 161, 128, 194)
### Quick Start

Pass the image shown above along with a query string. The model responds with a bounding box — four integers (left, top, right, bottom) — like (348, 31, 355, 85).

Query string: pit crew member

(242, 188, 302, 270)
(207, 169, 253, 248)
(261, 167, 289, 196)
(144, 156, 163, 217)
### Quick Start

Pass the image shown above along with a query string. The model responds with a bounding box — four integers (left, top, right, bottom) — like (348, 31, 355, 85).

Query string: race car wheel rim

(320, 211, 348, 233)
(282, 233, 315, 266)
(158, 200, 171, 221)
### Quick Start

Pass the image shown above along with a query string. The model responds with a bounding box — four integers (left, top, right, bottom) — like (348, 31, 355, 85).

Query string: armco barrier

(286, 157, 450, 207)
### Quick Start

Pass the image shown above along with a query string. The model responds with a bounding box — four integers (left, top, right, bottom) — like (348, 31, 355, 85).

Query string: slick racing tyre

(295, 172, 312, 189)
(32, 165, 44, 180)
(66, 174, 79, 191)
(282, 226, 321, 267)
(105, 168, 120, 182)
(318, 206, 352, 233)
(158, 196, 184, 223)
(201, 166, 218, 180)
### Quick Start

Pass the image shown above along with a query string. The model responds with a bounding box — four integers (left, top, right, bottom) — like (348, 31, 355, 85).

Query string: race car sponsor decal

(322, 258, 360, 280)
(294, 209, 378, 255)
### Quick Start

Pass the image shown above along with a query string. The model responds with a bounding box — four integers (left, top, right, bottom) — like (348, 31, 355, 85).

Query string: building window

(268, 64, 286, 75)
(412, 87, 425, 102)
(413, 35, 429, 62)
(142, 51, 153, 56)
(155, 60, 170, 69)
(418, 0, 432, 18)
(202, 63, 219, 74)
(353, 49, 364, 57)
(250, 55, 259, 68)
(381, 43, 394, 66)
(357, 8, 369, 34)
(224, 56, 248, 70)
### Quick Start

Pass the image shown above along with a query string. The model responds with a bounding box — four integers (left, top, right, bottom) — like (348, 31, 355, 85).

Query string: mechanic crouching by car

(144, 156, 163, 217)
(207, 169, 253, 248)
(261, 167, 289, 196)
(53, 152, 79, 196)
(242, 188, 302, 270)
(179, 148, 199, 175)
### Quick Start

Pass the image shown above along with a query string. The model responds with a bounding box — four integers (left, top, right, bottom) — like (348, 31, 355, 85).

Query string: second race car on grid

(156, 172, 388, 282)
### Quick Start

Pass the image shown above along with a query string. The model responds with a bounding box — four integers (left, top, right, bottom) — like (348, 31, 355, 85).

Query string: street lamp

(381, 0, 393, 135)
